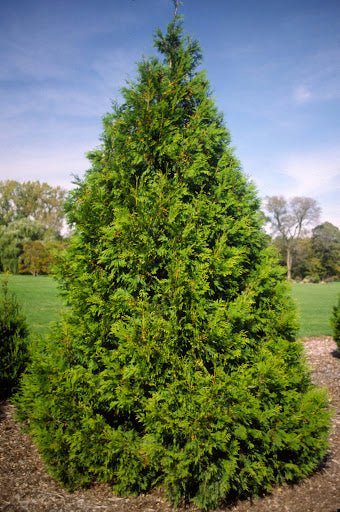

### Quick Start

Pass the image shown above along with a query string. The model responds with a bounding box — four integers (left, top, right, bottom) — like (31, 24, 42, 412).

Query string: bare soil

(1, 337, 339, 512)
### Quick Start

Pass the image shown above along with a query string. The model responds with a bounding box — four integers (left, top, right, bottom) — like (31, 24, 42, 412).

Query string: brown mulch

(0, 337, 339, 512)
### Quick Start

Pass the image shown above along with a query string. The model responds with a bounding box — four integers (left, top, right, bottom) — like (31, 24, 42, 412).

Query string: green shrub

(330, 293, 340, 349)
(0, 277, 29, 399)
(15, 17, 331, 510)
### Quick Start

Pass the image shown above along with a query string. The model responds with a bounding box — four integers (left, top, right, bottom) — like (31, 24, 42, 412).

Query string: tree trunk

(287, 246, 292, 280)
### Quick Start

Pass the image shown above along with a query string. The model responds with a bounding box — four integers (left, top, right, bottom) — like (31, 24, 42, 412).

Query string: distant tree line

(1, 182, 338, 281)
(264, 195, 340, 282)
(0, 180, 68, 275)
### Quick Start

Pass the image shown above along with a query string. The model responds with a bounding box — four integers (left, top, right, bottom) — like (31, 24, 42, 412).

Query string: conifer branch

(172, 0, 182, 22)
(173, 0, 179, 20)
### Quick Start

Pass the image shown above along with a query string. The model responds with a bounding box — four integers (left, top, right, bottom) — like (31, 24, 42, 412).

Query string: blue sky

(1, 0, 339, 227)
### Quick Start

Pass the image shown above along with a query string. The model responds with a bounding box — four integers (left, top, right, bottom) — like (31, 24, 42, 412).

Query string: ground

(0, 337, 339, 512)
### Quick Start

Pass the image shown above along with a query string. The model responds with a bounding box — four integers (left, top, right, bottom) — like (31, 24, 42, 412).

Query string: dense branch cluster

(15, 18, 331, 510)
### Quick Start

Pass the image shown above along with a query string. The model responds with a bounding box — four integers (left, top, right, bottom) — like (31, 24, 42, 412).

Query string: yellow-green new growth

(15, 16, 331, 510)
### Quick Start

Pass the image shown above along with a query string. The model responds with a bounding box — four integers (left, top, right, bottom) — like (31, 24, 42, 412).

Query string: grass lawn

(3, 274, 64, 338)
(291, 281, 340, 338)
(2, 274, 339, 339)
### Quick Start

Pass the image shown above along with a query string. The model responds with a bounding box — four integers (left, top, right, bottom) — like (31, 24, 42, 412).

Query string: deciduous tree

(264, 195, 321, 280)
(311, 222, 340, 279)
(19, 241, 49, 276)
(0, 180, 66, 235)
(290, 237, 321, 281)
(19, 240, 67, 276)
(0, 219, 46, 273)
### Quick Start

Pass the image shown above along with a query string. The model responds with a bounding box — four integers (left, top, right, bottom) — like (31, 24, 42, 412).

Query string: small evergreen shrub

(15, 15, 331, 510)
(331, 293, 340, 349)
(0, 277, 29, 399)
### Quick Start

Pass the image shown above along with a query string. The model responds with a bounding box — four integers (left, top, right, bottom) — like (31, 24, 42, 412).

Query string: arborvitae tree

(16, 17, 330, 510)
(0, 278, 29, 399)
(331, 294, 340, 350)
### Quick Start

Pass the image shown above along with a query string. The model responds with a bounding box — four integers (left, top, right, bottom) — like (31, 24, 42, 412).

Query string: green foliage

(270, 222, 340, 282)
(0, 277, 29, 399)
(0, 179, 66, 235)
(19, 240, 66, 276)
(0, 218, 47, 273)
(290, 238, 322, 282)
(264, 196, 320, 280)
(311, 222, 340, 280)
(15, 18, 331, 510)
(0, 180, 67, 274)
(330, 294, 340, 349)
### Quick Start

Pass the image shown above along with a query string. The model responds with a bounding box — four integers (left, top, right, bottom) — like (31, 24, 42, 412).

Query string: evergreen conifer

(16, 16, 330, 509)
(331, 294, 340, 349)
(0, 278, 29, 399)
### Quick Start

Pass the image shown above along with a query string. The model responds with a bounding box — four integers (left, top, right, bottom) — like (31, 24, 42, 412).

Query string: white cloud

(293, 48, 340, 104)
(250, 147, 340, 227)
(293, 85, 313, 104)
(92, 48, 140, 88)
(279, 147, 340, 197)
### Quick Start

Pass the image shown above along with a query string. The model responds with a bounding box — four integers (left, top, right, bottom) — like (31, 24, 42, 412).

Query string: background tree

(19, 241, 50, 276)
(271, 221, 339, 282)
(264, 195, 321, 280)
(16, 17, 330, 510)
(19, 240, 67, 276)
(0, 180, 17, 226)
(0, 180, 67, 273)
(0, 219, 46, 273)
(290, 237, 321, 281)
(0, 180, 66, 236)
(311, 222, 340, 280)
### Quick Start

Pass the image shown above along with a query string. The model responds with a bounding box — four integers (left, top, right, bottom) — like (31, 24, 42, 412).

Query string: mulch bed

(1, 337, 339, 512)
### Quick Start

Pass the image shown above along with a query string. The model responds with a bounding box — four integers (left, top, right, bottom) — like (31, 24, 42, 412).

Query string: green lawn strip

(3, 274, 64, 338)
(3, 274, 339, 340)
(292, 281, 340, 337)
